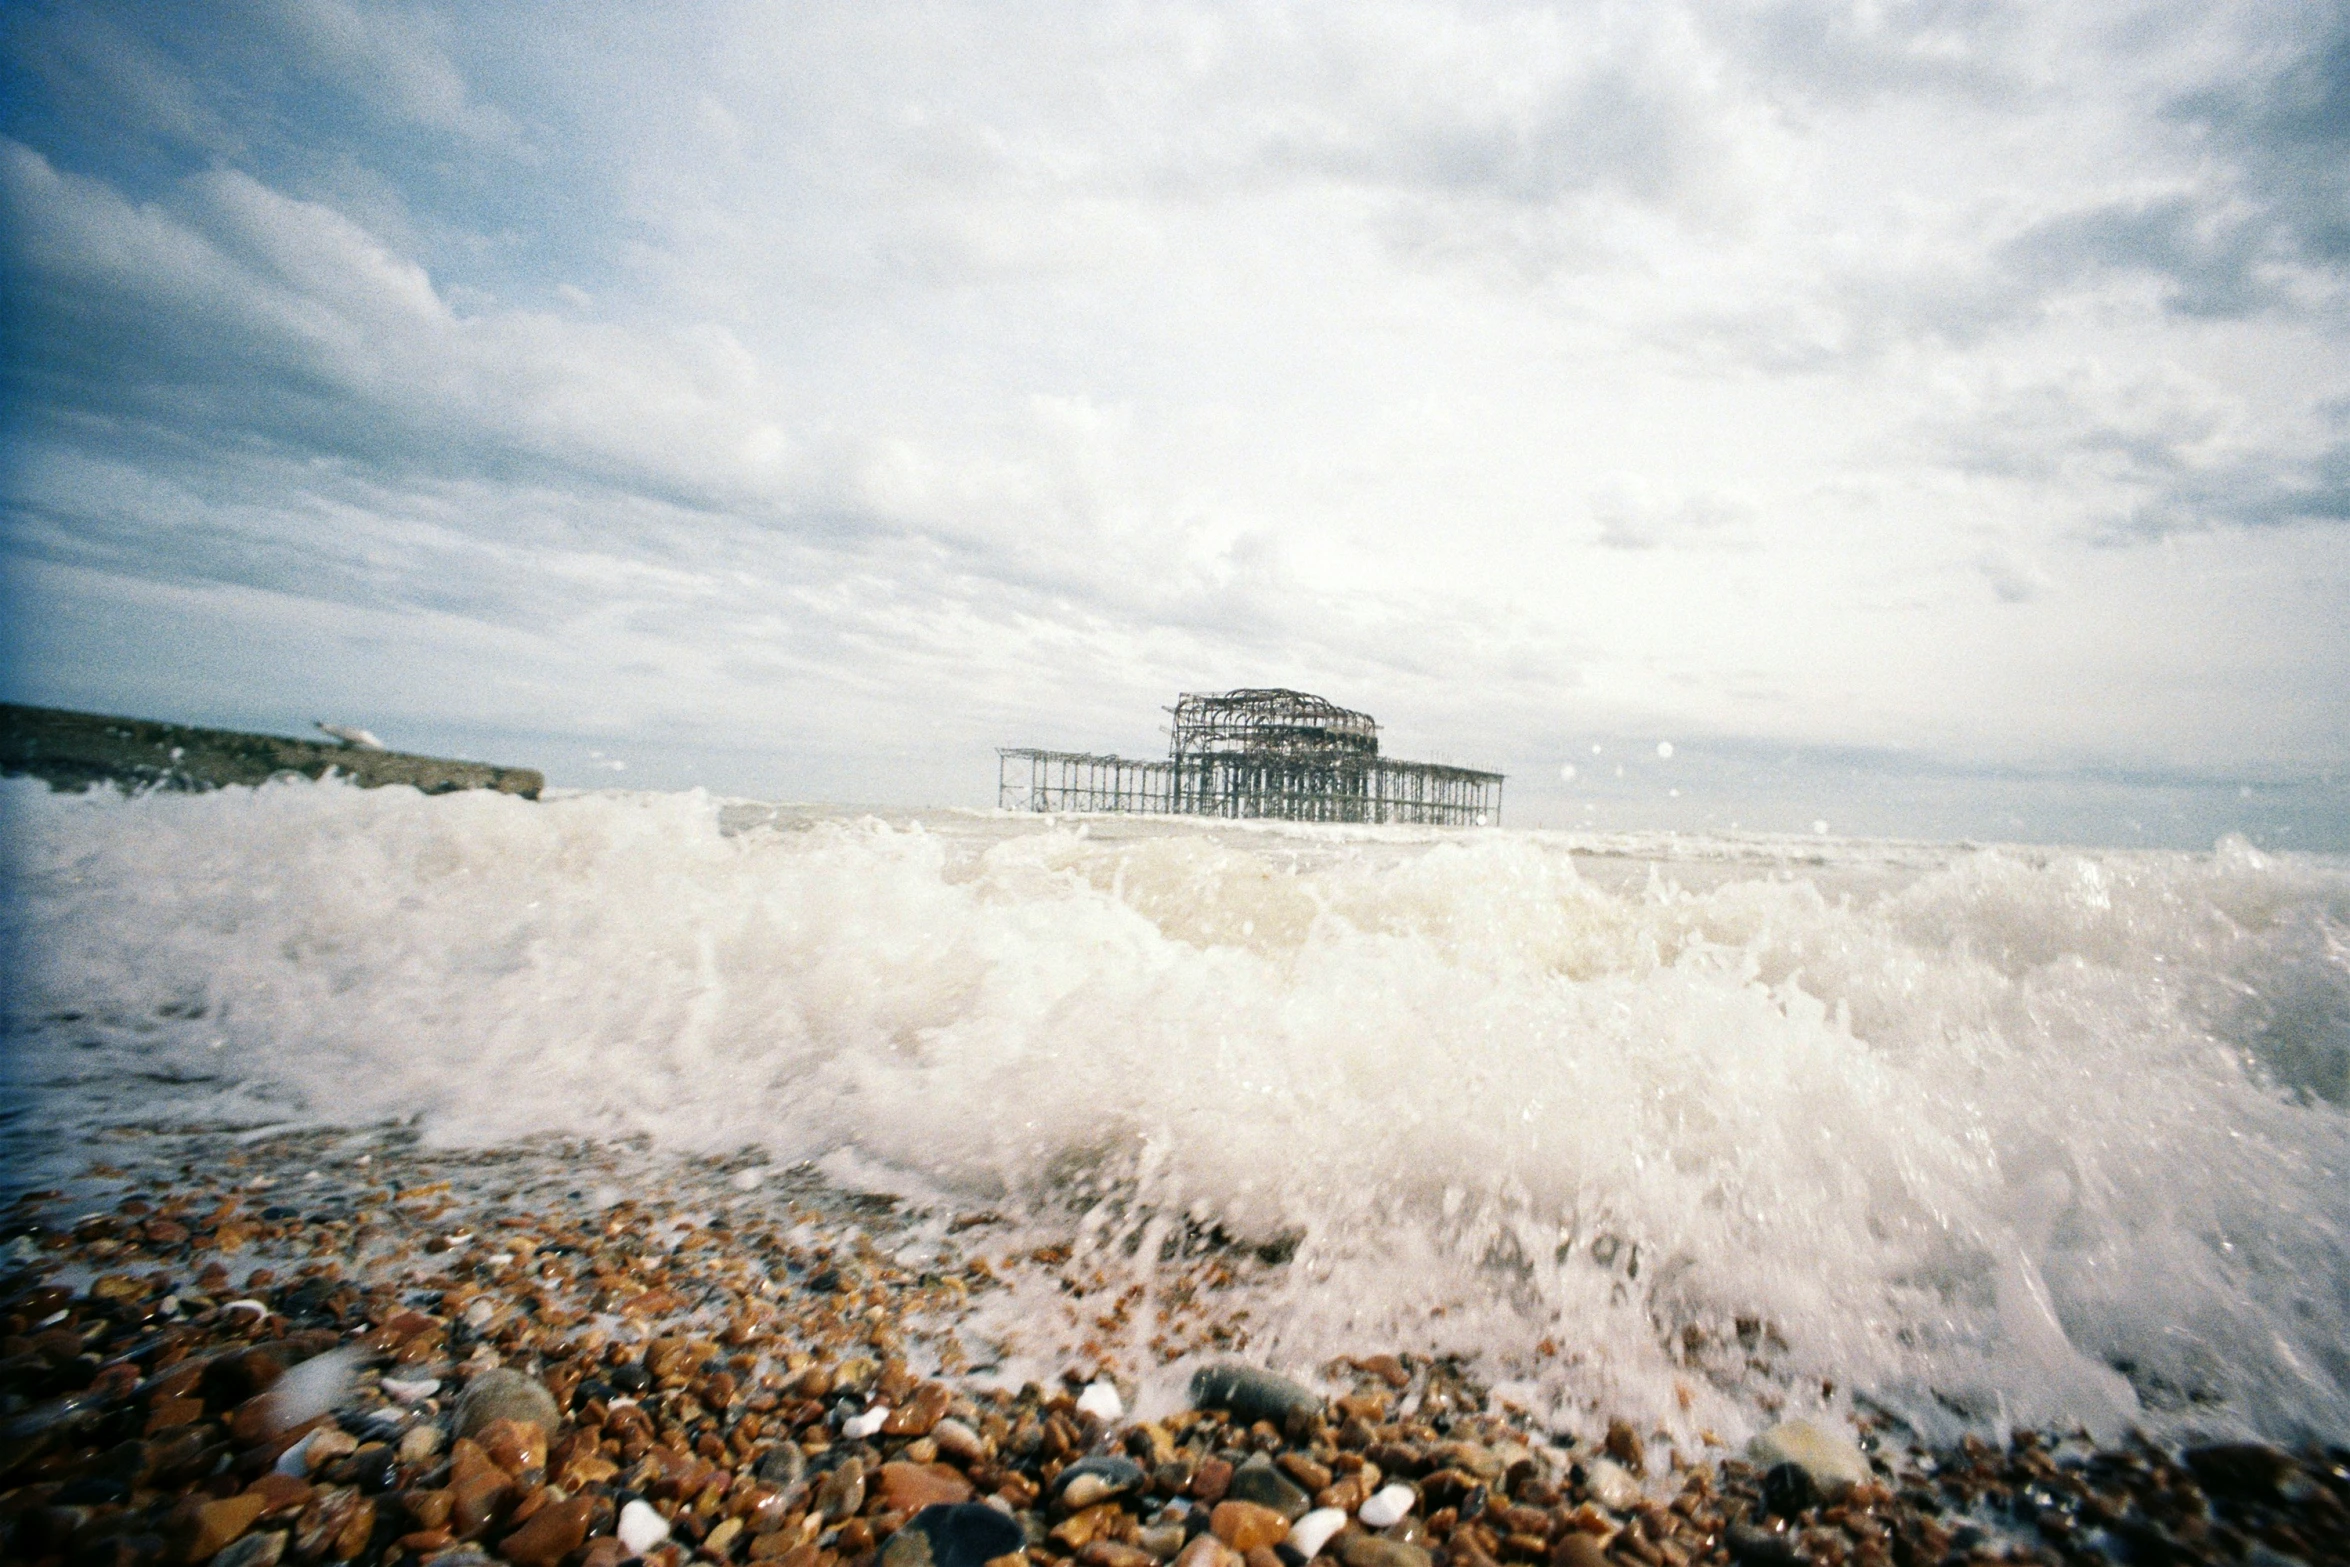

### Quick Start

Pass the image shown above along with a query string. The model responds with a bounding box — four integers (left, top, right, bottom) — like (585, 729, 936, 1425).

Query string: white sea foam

(3, 777, 2346, 1446)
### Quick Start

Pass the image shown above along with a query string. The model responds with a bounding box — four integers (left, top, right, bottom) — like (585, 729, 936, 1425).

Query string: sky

(2, 1, 2347, 846)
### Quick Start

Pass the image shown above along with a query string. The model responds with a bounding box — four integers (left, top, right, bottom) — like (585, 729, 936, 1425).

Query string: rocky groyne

(0, 706, 542, 799)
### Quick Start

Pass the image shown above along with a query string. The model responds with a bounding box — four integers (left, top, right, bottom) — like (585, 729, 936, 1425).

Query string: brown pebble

(245, 1472, 313, 1517)
(578, 1539, 633, 1567)
(1337, 1538, 1431, 1567)
(1173, 1537, 1241, 1567)
(1211, 1502, 1292, 1553)
(1193, 1458, 1235, 1504)
(400, 1490, 455, 1532)
(1602, 1421, 1644, 1476)
(1244, 1547, 1285, 1567)
(477, 1416, 548, 1481)
(884, 1382, 954, 1438)
(1549, 1536, 1608, 1567)
(1079, 1544, 1158, 1567)
(876, 1460, 974, 1513)
(1051, 1503, 1130, 1550)
(498, 1494, 593, 1567)
(1278, 1454, 1333, 1495)
(448, 1439, 519, 1537)
(815, 1460, 866, 1521)
(146, 1396, 206, 1434)
(187, 1493, 270, 1560)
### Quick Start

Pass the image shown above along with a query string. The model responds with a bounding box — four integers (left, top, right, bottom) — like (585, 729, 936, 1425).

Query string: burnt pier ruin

(999, 688, 1503, 825)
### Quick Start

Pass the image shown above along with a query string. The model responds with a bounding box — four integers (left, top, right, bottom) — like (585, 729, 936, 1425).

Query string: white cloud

(4, 0, 2349, 823)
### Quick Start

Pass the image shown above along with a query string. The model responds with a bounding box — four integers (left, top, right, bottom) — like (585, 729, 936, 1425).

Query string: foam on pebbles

(1357, 1482, 1416, 1528)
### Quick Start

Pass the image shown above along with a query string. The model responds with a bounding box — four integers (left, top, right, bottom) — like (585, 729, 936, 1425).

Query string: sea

(3, 774, 2346, 1451)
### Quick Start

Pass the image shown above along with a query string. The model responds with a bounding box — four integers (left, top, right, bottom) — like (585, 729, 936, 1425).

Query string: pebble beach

(4, 1125, 2346, 1567)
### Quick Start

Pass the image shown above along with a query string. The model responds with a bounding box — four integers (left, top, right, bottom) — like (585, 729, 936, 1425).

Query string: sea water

(3, 775, 2345, 1448)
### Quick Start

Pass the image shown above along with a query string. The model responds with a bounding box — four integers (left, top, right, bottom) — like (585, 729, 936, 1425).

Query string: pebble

(1226, 1453, 1311, 1521)
(455, 1367, 558, 1440)
(397, 1423, 444, 1465)
(1549, 1536, 1609, 1567)
(817, 1458, 869, 1520)
(1189, 1364, 1321, 1429)
(1580, 1457, 1643, 1512)
(1076, 1380, 1125, 1421)
(1744, 1419, 1871, 1501)
(381, 1376, 440, 1403)
(931, 1416, 987, 1463)
(1723, 1522, 1800, 1566)
(616, 1498, 670, 1554)
(893, 1500, 1028, 1567)
(757, 1437, 809, 1491)
(188, 1494, 270, 1559)
(1209, 1500, 1294, 1553)
(1759, 1461, 1812, 1519)
(843, 1403, 892, 1438)
(1056, 1455, 1147, 1511)
(1284, 1507, 1347, 1559)
(212, 1530, 288, 1567)
(879, 1458, 976, 1512)
(1357, 1483, 1416, 1529)
(499, 1495, 593, 1567)
(1335, 1536, 1431, 1567)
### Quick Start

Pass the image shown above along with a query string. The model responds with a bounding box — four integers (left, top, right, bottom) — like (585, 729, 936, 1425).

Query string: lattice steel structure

(999, 688, 1502, 825)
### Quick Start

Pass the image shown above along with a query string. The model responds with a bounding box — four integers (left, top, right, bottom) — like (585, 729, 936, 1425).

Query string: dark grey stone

(1724, 1523, 1798, 1567)
(899, 1503, 1027, 1567)
(1187, 1364, 1320, 1430)
(1759, 1462, 1813, 1519)
(1226, 1454, 1310, 1521)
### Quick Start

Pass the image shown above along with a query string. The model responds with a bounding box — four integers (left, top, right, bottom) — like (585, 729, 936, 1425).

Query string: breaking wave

(3, 776, 2346, 1446)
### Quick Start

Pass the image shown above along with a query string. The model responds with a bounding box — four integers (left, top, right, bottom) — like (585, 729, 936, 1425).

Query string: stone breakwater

(2, 1130, 2346, 1567)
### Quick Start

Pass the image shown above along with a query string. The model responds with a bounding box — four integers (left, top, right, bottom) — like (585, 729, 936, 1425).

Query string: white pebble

(1583, 1457, 1643, 1512)
(1076, 1381, 1124, 1421)
(618, 1500, 671, 1554)
(1285, 1509, 1347, 1559)
(382, 1376, 441, 1404)
(1358, 1484, 1416, 1529)
(842, 1404, 890, 1439)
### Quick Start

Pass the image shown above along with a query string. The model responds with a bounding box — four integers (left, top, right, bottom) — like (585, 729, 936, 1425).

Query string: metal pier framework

(998, 688, 1503, 825)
